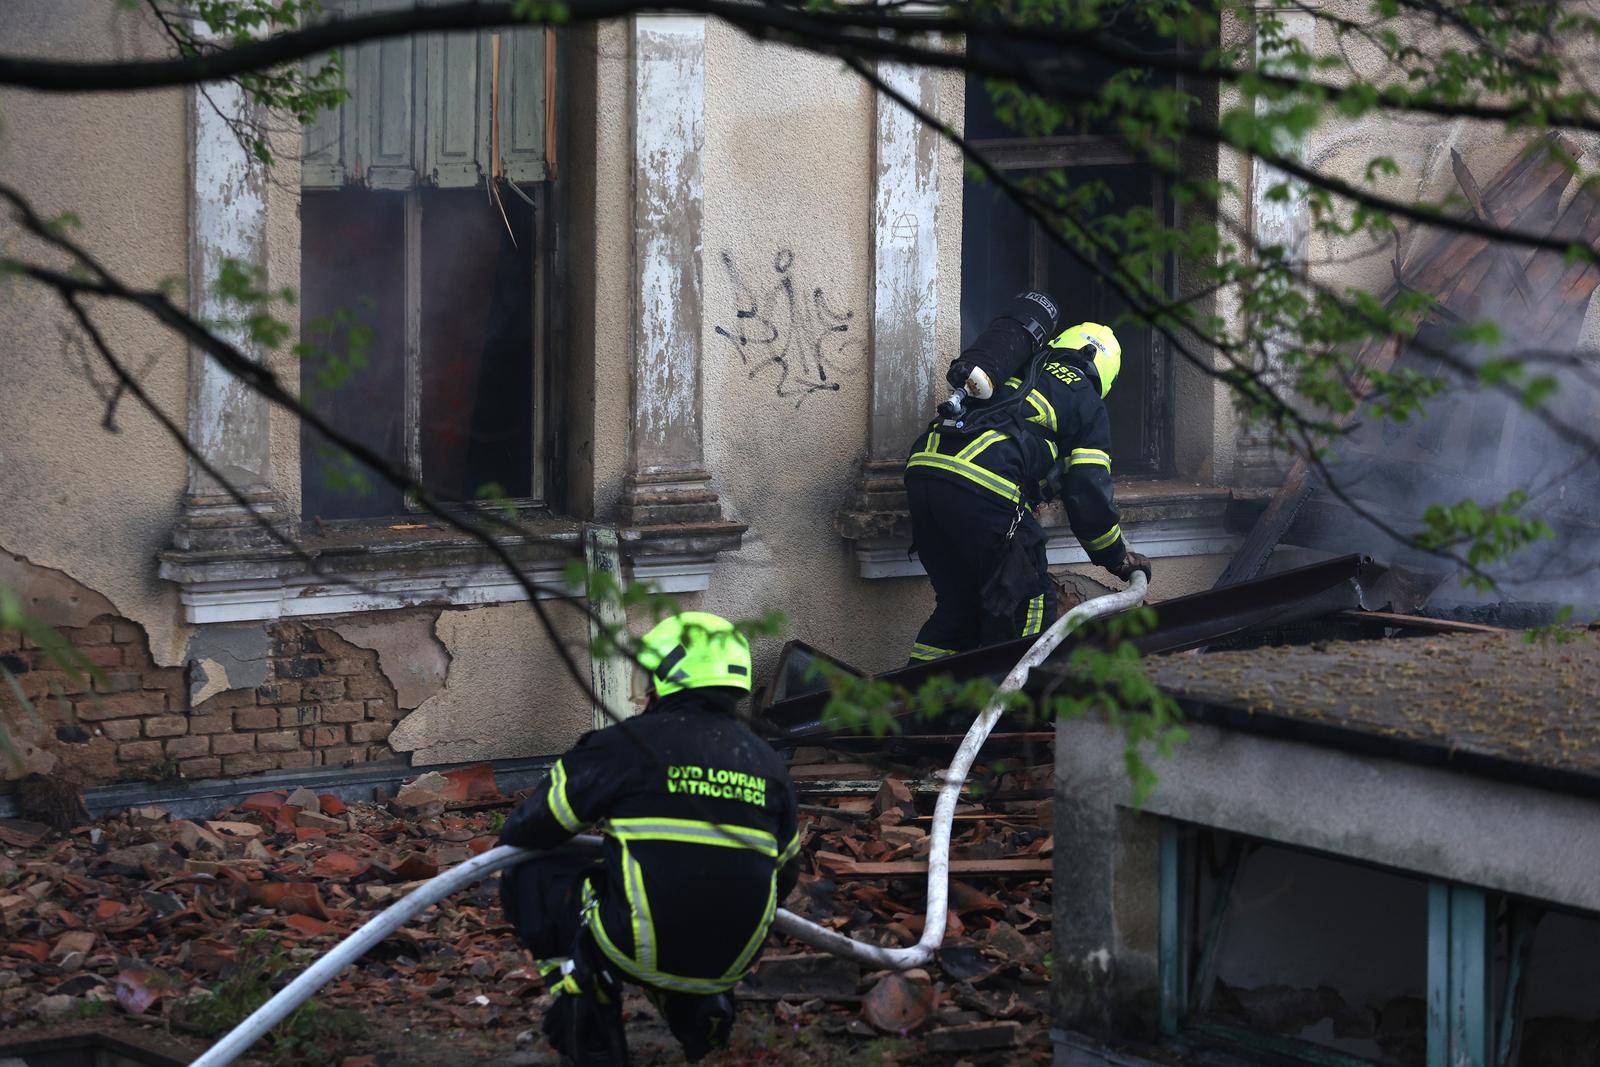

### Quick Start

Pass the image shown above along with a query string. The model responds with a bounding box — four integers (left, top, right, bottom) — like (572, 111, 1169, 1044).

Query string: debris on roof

(1148, 629, 1600, 789)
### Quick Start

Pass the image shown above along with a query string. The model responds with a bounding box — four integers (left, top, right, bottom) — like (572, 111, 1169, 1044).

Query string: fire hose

(191, 572, 1147, 1066)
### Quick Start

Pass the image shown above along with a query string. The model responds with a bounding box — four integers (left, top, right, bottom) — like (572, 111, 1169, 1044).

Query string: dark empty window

(299, 187, 540, 521)
(960, 29, 1178, 475)
(297, 18, 553, 522)
(1185, 834, 1429, 1066)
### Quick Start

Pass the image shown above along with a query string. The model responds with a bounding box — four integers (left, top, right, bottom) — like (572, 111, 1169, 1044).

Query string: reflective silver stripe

(1023, 594, 1044, 636)
(906, 453, 1022, 503)
(1087, 524, 1122, 552)
(722, 876, 778, 981)
(606, 817, 779, 857)
(955, 429, 1007, 462)
(620, 842, 655, 969)
(1026, 390, 1057, 432)
(1070, 447, 1111, 470)
(548, 760, 584, 833)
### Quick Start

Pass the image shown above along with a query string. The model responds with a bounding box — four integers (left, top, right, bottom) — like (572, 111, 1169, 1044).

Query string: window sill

(840, 479, 1261, 580)
(158, 515, 746, 624)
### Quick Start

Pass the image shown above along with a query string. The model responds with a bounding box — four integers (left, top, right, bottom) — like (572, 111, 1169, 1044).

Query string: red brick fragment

(312, 852, 371, 880)
(189, 939, 237, 976)
(114, 969, 168, 1015)
(440, 763, 501, 802)
(247, 881, 332, 920)
(283, 913, 335, 938)
(318, 794, 347, 816)
(391, 854, 440, 881)
(242, 791, 288, 815)
(4, 940, 49, 963)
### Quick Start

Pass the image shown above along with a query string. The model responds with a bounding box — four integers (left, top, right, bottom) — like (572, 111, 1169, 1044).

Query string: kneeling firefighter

(905, 291, 1153, 663)
(498, 612, 800, 1065)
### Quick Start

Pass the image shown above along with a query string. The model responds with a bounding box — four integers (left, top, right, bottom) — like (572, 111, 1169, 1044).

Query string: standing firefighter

(498, 611, 800, 1066)
(905, 292, 1152, 663)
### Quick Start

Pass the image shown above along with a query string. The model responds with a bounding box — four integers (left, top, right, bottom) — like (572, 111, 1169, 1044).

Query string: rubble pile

(0, 751, 1059, 1064)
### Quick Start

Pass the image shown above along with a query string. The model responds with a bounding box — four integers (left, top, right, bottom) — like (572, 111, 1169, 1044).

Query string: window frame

(390, 181, 553, 514)
(961, 131, 1176, 477)
(297, 16, 565, 525)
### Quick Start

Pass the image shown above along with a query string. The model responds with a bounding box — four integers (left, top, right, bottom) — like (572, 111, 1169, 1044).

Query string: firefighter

(905, 300, 1152, 663)
(497, 611, 800, 1066)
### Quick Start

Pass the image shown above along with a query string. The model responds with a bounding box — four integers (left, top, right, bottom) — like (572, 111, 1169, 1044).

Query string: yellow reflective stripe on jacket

(1024, 390, 1057, 433)
(1070, 447, 1111, 470)
(1023, 594, 1045, 637)
(778, 830, 803, 865)
(955, 430, 1008, 462)
(906, 451, 1022, 504)
(1087, 524, 1123, 552)
(582, 873, 743, 995)
(911, 641, 955, 662)
(722, 876, 777, 982)
(548, 760, 585, 833)
(620, 841, 656, 968)
(604, 816, 779, 858)
(586, 905, 744, 994)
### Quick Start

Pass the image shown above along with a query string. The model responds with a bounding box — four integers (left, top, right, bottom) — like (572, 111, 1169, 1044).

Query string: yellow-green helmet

(636, 611, 753, 698)
(1050, 322, 1122, 398)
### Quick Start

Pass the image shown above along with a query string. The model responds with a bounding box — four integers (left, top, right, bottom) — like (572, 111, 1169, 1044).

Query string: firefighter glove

(1110, 550, 1152, 585)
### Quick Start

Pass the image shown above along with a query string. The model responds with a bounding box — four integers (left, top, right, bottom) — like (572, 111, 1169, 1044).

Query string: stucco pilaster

(838, 57, 945, 544)
(621, 14, 721, 527)
(174, 63, 279, 548)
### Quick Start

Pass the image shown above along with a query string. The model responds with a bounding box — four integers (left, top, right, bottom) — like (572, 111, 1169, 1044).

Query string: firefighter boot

(543, 958, 629, 1067)
(654, 988, 736, 1063)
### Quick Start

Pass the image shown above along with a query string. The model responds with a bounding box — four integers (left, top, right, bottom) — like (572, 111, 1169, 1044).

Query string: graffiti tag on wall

(713, 249, 862, 407)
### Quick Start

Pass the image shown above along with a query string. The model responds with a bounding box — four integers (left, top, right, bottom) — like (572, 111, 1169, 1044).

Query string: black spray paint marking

(713, 249, 861, 408)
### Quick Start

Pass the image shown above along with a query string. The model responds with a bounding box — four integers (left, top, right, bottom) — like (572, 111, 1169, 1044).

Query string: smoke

(1303, 288, 1600, 623)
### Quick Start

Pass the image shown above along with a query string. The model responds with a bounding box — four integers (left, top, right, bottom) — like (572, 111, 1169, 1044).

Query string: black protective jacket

(906, 351, 1129, 570)
(500, 691, 800, 995)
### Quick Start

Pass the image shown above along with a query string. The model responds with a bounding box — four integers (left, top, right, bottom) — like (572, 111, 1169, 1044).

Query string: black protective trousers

(500, 856, 734, 1064)
(906, 473, 1055, 663)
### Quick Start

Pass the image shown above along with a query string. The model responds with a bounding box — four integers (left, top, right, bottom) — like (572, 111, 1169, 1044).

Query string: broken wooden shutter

(423, 26, 547, 187)
(353, 0, 418, 190)
(301, 46, 346, 188)
(422, 25, 484, 187)
(300, 3, 547, 188)
(493, 27, 548, 184)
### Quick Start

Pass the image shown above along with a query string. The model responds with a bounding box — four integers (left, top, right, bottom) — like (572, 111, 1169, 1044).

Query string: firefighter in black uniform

(906, 294, 1152, 663)
(498, 611, 800, 1065)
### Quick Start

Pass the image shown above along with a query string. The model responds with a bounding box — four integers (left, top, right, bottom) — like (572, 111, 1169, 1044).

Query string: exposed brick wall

(0, 614, 404, 786)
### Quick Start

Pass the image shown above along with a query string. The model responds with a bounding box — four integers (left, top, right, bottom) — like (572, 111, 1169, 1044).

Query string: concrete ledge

(1057, 715, 1600, 915)
(160, 516, 745, 622)
(846, 482, 1248, 579)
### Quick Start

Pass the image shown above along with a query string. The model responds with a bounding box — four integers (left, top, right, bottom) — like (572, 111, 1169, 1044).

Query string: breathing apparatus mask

(938, 291, 1062, 422)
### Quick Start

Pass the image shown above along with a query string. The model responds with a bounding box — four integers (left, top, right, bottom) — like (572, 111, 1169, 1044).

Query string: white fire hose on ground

(769, 570, 1148, 967)
(192, 573, 1147, 1066)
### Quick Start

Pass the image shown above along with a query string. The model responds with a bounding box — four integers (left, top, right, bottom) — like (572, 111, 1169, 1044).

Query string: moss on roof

(1147, 630, 1600, 777)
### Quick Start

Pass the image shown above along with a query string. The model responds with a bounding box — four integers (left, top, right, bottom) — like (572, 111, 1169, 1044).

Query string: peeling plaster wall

(328, 610, 450, 712)
(696, 26, 934, 677)
(2, 10, 1241, 781)
(0, 2, 192, 666)
(387, 603, 593, 764)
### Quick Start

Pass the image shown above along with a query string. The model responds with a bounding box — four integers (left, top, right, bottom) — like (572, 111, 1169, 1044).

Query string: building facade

(5, 2, 1562, 789)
